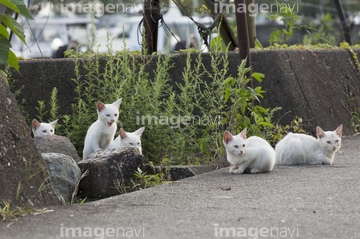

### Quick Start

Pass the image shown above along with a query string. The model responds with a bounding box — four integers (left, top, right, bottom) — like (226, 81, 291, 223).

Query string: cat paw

(249, 168, 260, 174)
(233, 169, 245, 174)
(229, 167, 237, 173)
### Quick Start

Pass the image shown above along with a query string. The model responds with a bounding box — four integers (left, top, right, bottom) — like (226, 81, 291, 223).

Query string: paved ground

(1, 135, 360, 239)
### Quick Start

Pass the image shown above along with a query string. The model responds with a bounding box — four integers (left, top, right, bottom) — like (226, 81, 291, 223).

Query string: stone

(34, 135, 81, 162)
(0, 74, 59, 207)
(157, 165, 218, 181)
(78, 147, 155, 199)
(41, 153, 81, 203)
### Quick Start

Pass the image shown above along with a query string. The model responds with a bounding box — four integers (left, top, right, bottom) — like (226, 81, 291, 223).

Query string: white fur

(83, 98, 122, 158)
(107, 127, 145, 154)
(32, 119, 58, 137)
(275, 125, 343, 165)
(223, 128, 275, 174)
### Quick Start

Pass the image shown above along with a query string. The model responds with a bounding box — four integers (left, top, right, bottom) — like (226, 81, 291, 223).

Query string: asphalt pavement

(1, 135, 360, 239)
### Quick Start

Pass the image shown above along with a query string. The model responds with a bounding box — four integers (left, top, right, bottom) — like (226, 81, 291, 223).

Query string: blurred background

(9, 0, 360, 58)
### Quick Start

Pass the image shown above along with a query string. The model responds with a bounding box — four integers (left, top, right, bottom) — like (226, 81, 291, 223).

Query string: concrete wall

(8, 49, 360, 136)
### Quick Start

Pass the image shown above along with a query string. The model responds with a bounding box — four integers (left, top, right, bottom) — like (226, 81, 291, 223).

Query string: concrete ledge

(8, 49, 360, 135)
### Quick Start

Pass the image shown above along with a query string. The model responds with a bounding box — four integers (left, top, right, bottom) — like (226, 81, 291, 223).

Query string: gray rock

(155, 165, 218, 181)
(168, 165, 218, 181)
(0, 74, 59, 207)
(35, 135, 80, 162)
(78, 147, 155, 199)
(41, 153, 81, 203)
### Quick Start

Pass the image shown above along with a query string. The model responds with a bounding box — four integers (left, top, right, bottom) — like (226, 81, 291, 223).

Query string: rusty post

(234, 0, 252, 86)
(334, 0, 351, 45)
(142, 0, 160, 54)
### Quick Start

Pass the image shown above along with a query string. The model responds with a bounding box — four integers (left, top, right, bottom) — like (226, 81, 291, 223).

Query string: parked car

(11, 17, 94, 58)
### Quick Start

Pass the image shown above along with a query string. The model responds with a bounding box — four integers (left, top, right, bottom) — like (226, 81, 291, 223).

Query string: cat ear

(335, 124, 343, 137)
(134, 127, 145, 136)
(32, 119, 41, 130)
(223, 131, 233, 144)
(119, 128, 128, 139)
(97, 102, 106, 112)
(239, 128, 247, 140)
(316, 126, 326, 139)
(112, 98, 122, 108)
(49, 119, 58, 129)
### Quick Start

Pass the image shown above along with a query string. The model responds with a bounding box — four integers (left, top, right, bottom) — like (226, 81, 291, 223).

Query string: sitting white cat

(83, 99, 122, 158)
(275, 125, 343, 165)
(223, 128, 275, 174)
(32, 119, 58, 137)
(107, 127, 145, 154)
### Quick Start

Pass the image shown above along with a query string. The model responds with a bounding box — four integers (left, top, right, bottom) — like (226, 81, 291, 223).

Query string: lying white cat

(83, 99, 122, 158)
(223, 128, 275, 174)
(32, 119, 58, 137)
(275, 125, 343, 165)
(107, 127, 145, 154)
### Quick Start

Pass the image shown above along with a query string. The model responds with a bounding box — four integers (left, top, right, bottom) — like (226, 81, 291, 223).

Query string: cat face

(32, 119, 58, 137)
(316, 124, 343, 153)
(97, 98, 122, 127)
(119, 127, 145, 154)
(223, 128, 247, 156)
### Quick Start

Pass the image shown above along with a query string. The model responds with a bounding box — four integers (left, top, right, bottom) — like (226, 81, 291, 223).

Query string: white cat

(223, 128, 276, 174)
(83, 99, 122, 158)
(32, 119, 58, 137)
(107, 127, 145, 154)
(275, 125, 343, 165)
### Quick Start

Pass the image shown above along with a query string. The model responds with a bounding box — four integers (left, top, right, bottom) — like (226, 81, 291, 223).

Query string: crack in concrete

(285, 51, 317, 127)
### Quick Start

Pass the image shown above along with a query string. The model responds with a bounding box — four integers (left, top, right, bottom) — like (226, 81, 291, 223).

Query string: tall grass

(26, 31, 281, 165)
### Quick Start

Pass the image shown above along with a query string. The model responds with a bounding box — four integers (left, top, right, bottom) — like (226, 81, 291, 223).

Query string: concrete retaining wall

(8, 49, 360, 136)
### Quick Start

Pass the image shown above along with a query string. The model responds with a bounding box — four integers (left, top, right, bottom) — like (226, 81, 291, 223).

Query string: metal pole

(143, 0, 160, 54)
(245, 0, 256, 48)
(234, 0, 252, 85)
(334, 0, 351, 45)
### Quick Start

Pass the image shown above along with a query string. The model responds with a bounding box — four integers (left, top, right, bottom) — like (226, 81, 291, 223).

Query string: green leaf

(240, 102, 246, 115)
(224, 85, 231, 103)
(247, 87, 261, 102)
(255, 39, 263, 49)
(0, 14, 26, 43)
(252, 72, 264, 82)
(222, 77, 233, 86)
(0, 24, 9, 39)
(0, 70, 8, 85)
(0, 0, 19, 13)
(0, 37, 11, 66)
(239, 57, 247, 71)
(244, 67, 252, 75)
(10, 0, 33, 19)
(8, 50, 19, 72)
(260, 122, 274, 127)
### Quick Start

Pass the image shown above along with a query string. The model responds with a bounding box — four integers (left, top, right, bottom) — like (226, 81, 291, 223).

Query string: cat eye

(242, 144, 245, 147)
(114, 114, 118, 116)
(335, 140, 339, 143)
(326, 141, 331, 144)
(106, 114, 110, 117)
(129, 143, 134, 146)
(50, 130, 53, 132)
(42, 130, 46, 133)
(234, 145, 238, 148)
